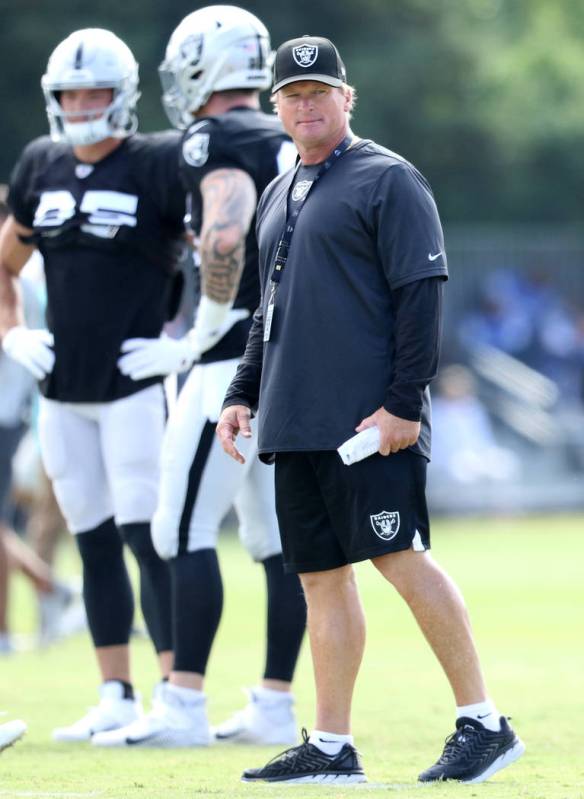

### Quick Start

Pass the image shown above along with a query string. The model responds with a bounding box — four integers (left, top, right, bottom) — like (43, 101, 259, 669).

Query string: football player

(92, 6, 306, 748)
(0, 29, 184, 741)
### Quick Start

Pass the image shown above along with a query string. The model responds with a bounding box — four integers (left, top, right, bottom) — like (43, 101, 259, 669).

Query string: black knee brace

(120, 522, 173, 654)
(76, 518, 134, 648)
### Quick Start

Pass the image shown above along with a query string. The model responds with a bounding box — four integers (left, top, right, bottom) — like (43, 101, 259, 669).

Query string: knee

(300, 565, 356, 602)
(76, 518, 123, 567)
(239, 521, 280, 562)
(151, 508, 179, 561)
(52, 478, 108, 533)
(120, 522, 159, 562)
(372, 549, 426, 599)
(115, 476, 159, 525)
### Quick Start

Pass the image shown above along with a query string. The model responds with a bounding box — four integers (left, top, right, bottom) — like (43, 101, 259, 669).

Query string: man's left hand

(118, 335, 196, 380)
(355, 407, 420, 456)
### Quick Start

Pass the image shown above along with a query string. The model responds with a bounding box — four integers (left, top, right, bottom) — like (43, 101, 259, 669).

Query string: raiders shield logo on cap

(293, 44, 318, 67)
(370, 511, 400, 541)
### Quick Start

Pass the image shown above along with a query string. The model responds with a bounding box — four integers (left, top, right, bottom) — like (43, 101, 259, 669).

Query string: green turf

(2, 514, 583, 798)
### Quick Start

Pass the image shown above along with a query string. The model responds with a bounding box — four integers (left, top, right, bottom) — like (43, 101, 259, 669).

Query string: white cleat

(0, 720, 27, 752)
(212, 688, 298, 745)
(92, 683, 210, 748)
(52, 681, 142, 742)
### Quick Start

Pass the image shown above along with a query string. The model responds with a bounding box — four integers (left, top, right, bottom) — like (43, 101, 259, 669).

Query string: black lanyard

(270, 135, 354, 285)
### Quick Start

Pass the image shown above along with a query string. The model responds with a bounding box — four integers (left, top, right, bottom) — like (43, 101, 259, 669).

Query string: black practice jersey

(179, 107, 295, 363)
(8, 132, 186, 403)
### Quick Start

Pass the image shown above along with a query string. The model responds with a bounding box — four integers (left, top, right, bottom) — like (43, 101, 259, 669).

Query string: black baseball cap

(272, 35, 347, 93)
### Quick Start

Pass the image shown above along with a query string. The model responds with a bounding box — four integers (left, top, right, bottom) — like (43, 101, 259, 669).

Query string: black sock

(262, 553, 306, 683)
(120, 522, 173, 654)
(76, 518, 133, 648)
(171, 549, 223, 674)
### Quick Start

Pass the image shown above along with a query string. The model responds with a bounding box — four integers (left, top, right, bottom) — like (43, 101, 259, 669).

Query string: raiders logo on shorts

(370, 510, 400, 541)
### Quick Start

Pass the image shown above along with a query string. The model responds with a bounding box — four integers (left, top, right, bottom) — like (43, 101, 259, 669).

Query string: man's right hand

(216, 404, 252, 464)
(2, 326, 55, 380)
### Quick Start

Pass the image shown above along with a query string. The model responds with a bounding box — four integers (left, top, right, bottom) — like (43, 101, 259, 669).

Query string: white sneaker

(92, 683, 210, 748)
(0, 720, 27, 752)
(212, 688, 297, 745)
(52, 681, 142, 742)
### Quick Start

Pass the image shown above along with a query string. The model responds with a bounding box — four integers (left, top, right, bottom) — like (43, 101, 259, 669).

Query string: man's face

(276, 80, 351, 150)
(59, 88, 113, 123)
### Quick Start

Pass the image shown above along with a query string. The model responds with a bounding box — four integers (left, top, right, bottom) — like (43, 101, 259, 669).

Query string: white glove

(2, 326, 55, 380)
(118, 302, 250, 381)
(118, 334, 196, 380)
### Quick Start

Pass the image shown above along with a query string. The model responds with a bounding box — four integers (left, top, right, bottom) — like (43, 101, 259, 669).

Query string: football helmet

(41, 28, 140, 146)
(159, 5, 272, 128)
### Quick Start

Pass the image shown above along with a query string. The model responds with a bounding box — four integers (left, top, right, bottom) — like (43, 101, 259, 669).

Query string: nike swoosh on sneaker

(89, 725, 119, 736)
(125, 732, 162, 745)
(215, 729, 243, 739)
(477, 713, 492, 719)
(428, 252, 443, 261)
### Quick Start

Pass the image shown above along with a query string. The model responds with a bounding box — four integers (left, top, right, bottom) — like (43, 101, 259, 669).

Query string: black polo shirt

(226, 139, 448, 460)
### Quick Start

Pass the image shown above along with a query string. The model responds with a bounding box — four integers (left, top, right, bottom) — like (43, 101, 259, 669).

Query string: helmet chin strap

(63, 116, 111, 146)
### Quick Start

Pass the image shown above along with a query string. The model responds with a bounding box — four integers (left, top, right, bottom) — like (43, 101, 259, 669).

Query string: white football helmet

(41, 28, 140, 146)
(159, 5, 272, 129)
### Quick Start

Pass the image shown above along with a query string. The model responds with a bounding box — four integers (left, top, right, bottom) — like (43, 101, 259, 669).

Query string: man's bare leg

(96, 645, 131, 684)
(372, 549, 487, 705)
(299, 565, 366, 734)
(158, 650, 173, 679)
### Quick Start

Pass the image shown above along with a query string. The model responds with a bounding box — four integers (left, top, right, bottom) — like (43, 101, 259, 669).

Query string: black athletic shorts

(274, 449, 430, 574)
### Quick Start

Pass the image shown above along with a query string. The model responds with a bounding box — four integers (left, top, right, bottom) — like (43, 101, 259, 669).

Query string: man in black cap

(217, 35, 524, 785)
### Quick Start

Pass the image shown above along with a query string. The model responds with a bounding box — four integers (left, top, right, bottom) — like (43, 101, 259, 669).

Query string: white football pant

(152, 359, 281, 561)
(38, 385, 165, 534)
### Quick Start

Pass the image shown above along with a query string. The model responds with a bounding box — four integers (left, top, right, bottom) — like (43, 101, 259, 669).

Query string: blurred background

(1, 0, 583, 524)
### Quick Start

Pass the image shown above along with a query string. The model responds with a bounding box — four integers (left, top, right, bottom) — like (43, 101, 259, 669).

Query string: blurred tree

(1, 0, 583, 224)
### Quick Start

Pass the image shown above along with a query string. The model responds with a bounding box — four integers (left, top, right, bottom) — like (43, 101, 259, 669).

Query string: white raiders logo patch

(370, 511, 400, 541)
(183, 132, 210, 167)
(291, 180, 313, 202)
(293, 44, 318, 68)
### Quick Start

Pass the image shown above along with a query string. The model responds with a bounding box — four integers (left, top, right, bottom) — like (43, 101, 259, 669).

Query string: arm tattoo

(199, 168, 257, 304)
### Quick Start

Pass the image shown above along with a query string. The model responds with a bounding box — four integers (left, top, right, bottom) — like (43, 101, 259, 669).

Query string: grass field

(1, 514, 583, 799)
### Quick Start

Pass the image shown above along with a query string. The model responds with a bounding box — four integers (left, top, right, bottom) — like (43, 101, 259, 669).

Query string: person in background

(94, 6, 306, 749)
(0, 29, 185, 740)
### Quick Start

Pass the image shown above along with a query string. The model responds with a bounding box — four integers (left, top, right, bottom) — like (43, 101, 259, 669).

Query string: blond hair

(271, 82, 357, 118)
